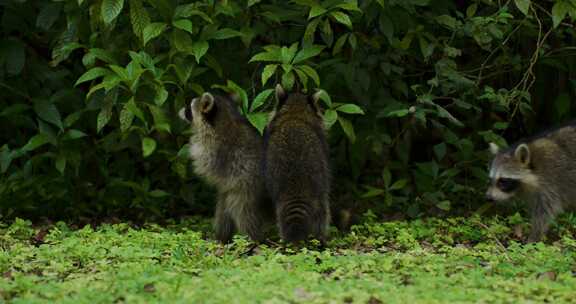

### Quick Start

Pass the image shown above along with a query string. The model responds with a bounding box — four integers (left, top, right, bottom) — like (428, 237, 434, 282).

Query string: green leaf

(379, 13, 394, 43)
(315, 89, 332, 107)
(101, 0, 125, 24)
(251, 89, 274, 112)
(465, 3, 478, 17)
(308, 6, 327, 19)
(211, 28, 243, 40)
(126, 97, 146, 123)
(88, 48, 116, 64)
(433, 143, 447, 160)
(36, 3, 61, 30)
(297, 65, 320, 86)
(5, 40, 25, 75)
(418, 37, 434, 59)
(348, 33, 357, 50)
(21, 133, 51, 152)
(261, 64, 278, 85)
(172, 19, 193, 34)
(119, 103, 134, 132)
(172, 29, 193, 53)
(34, 102, 63, 130)
(293, 45, 325, 64)
(554, 92, 571, 119)
(333, 34, 348, 55)
(552, 1, 570, 28)
(97, 102, 114, 133)
(437, 200, 451, 211)
(143, 22, 167, 46)
(191, 41, 209, 63)
(382, 168, 392, 187)
(148, 104, 171, 133)
(294, 68, 309, 90)
(280, 43, 299, 63)
(64, 129, 87, 140)
(361, 187, 385, 198)
(55, 154, 66, 174)
(321, 18, 333, 46)
(75, 67, 110, 86)
(226, 80, 249, 113)
(249, 46, 282, 62)
(281, 71, 295, 91)
(149, 189, 170, 198)
(303, 18, 321, 46)
(330, 11, 352, 29)
(0, 104, 30, 117)
(174, 5, 212, 22)
(248, 0, 262, 7)
(154, 86, 169, 106)
(389, 179, 408, 191)
(247, 112, 269, 134)
(336, 1, 362, 12)
(338, 116, 355, 142)
(142, 137, 156, 157)
(514, 0, 530, 16)
(323, 109, 338, 129)
(109, 65, 129, 81)
(0, 145, 12, 173)
(335, 104, 364, 115)
(130, 0, 150, 38)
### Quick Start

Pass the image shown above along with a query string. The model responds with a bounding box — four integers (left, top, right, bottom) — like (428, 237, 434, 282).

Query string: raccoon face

(178, 93, 218, 127)
(486, 143, 538, 202)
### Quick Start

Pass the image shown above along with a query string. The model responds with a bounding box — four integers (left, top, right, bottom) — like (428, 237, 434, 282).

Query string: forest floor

(1, 214, 575, 303)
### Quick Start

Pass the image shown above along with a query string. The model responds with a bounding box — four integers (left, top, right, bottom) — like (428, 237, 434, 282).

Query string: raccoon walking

(179, 92, 268, 243)
(264, 85, 331, 243)
(486, 123, 576, 242)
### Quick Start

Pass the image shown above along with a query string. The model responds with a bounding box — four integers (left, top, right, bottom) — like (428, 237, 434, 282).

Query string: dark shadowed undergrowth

(1, 214, 575, 303)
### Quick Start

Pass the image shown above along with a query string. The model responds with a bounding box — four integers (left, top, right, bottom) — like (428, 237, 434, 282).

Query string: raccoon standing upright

(264, 84, 331, 243)
(179, 92, 269, 243)
(486, 123, 576, 242)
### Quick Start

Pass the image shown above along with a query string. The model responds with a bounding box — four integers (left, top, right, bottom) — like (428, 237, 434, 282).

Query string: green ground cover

(1, 215, 575, 303)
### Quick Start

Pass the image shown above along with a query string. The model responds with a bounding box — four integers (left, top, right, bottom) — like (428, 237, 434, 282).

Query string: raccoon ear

(514, 143, 531, 165)
(199, 92, 215, 113)
(489, 142, 500, 155)
(311, 89, 325, 115)
(275, 84, 287, 102)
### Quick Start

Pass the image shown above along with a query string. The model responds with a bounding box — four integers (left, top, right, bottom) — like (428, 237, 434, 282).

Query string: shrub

(1, 0, 575, 220)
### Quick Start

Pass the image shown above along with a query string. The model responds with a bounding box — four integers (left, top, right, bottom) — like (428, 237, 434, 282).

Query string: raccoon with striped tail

(179, 92, 269, 243)
(263, 84, 331, 244)
(486, 123, 576, 242)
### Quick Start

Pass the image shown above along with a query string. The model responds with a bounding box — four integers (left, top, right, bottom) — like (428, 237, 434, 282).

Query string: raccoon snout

(485, 192, 495, 202)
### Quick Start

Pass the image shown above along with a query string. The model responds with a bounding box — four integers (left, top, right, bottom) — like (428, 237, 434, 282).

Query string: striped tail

(278, 200, 313, 243)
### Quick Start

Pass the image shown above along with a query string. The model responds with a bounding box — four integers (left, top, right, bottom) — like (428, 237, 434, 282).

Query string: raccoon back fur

(179, 92, 269, 243)
(486, 122, 576, 242)
(263, 85, 331, 243)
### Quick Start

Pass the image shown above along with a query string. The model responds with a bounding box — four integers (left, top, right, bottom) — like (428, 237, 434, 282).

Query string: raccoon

(179, 92, 269, 243)
(486, 123, 576, 242)
(263, 84, 331, 243)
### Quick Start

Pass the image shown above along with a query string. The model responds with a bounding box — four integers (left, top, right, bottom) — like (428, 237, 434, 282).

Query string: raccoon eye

(496, 178, 519, 193)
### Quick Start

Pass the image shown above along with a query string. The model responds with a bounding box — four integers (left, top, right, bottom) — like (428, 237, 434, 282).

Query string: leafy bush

(1, 0, 576, 220)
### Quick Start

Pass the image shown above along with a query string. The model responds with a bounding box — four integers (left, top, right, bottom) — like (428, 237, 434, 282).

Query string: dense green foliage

(1, 215, 576, 302)
(2, 0, 576, 219)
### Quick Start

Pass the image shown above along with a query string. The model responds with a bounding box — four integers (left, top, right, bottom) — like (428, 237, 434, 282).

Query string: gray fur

(264, 85, 331, 243)
(487, 124, 576, 242)
(180, 93, 269, 243)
